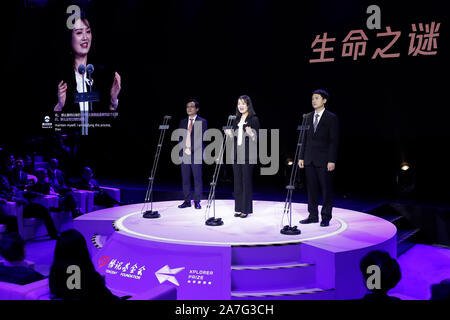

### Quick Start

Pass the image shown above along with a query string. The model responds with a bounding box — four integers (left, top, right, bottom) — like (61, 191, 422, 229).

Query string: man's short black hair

(313, 89, 329, 100)
(0, 232, 25, 262)
(187, 99, 200, 109)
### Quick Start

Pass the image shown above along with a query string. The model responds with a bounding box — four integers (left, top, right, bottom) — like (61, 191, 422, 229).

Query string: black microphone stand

(205, 115, 236, 226)
(281, 113, 309, 235)
(141, 115, 172, 219)
(80, 66, 88, 136)
(87, 65, 93, 112)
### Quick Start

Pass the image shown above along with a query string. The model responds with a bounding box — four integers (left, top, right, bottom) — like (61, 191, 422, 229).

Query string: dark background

(3, 0, 449, 203)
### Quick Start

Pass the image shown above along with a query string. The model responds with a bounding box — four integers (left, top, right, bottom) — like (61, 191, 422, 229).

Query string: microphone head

(86, 64, 94, 74)
(78, 64, 86, 75)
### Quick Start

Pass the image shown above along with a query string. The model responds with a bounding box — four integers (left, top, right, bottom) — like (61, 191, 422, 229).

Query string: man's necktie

(313, 114, 320, 133)
(185, 118, 194, 154)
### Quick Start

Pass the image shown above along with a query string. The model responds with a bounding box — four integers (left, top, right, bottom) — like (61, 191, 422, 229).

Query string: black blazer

(54, 61, 115, 114)
(232, 114, 260, 164)
(178, 116, 208, 158)
(300, 110, 339, 167)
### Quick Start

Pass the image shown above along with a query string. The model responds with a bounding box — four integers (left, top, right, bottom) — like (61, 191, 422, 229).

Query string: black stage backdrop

(4, 0, 449, 202)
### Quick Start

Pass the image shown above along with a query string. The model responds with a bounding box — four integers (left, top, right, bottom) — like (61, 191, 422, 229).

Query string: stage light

(400, 162, 410, 171)
(286, 158, 294, 166)
(396, 161, 415, 195)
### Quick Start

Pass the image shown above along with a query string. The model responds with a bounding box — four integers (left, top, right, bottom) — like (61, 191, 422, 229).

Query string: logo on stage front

(100, 257, 147, 279)
(98, 256, 111, 268)
(155, 265, 185, 286)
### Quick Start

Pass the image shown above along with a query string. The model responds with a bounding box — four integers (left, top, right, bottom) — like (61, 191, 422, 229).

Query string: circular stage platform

(115, 200, 348, 246)
(74, 200, 397, 300)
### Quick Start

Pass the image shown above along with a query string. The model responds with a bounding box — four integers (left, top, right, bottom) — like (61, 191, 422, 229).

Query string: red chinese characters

(309, 21, 440, 63)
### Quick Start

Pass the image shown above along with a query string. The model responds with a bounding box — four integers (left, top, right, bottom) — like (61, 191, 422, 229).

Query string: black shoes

(178, 201, 191, 208)
(300, 218, 319, 224)
(234, 212, 251, 218)
(178, 201, 201, 209)
(299, 217, 331, 226)
(320, 220, 330, 227)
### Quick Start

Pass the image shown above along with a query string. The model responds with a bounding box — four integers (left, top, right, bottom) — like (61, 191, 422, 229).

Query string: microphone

(86, 64, 94, 75)
(86, 64, 94, 89)
(77, 64, 87, 135)
(78, 64, 86, 75)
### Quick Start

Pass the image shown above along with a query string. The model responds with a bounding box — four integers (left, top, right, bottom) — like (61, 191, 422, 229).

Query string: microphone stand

(281, 113, 309, 235)
(205, 115, 236, 226)
(141, 115, 172, 219)
(87, 69, 93, 112)
(81, 71, 88, 136)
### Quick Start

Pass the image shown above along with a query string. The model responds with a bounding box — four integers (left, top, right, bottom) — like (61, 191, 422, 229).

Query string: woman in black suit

(225, 95, 260, 218)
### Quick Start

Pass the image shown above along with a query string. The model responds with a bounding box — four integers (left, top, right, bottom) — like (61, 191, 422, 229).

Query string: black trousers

(305, 164, 334, 221)
(0, 203, 58, 237)
(59, 191, 77, 211)
(232, 164, 254, 214)
(181, 163, 203, 202)
(93, 191, 119, 208)
(23, 203, 58, 238)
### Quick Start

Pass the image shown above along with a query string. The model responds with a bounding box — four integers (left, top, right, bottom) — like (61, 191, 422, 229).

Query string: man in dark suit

(10, 159, 29, 190)
(178, 99, 207, 210)
(73, 167, 119, 208)
(0, 175, 59, 239)
(298, 89, 339, 227)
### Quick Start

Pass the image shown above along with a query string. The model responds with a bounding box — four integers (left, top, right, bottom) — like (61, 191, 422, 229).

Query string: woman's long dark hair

(57, 10, 96, 68)
(235, 95, 256, 118)
(49, 229, 107, 300)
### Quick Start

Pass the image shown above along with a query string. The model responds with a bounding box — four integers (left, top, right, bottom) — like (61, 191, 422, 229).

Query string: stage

(74, 200, 397, 300)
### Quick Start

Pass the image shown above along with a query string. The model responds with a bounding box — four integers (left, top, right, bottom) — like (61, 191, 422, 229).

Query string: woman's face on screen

(237, 99, 248, 114)
(71, 18, 92, 57)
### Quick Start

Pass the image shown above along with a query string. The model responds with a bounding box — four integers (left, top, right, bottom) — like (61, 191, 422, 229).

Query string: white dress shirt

(237, 117, 247, 146)
(186, 115, 197, 130)
(314, 108, 325, 127)
(75, 71, 93, 112)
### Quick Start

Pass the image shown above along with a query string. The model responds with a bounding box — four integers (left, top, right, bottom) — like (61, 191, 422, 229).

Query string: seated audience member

(10, 159, 30, 190)
(0, 232, 45, 285)
(49, 229, 119, 300)
(29, 168, 81, 218)
(0, 155, 15, 185)
(73, 167, 119, 207)
(0, 175, 58, 240)
(0, 200, 19, 233)
(430, 279, 450, 300)
(359, 250, 401, 300)
(47, 159, 69, 193)
(27, 168, 51, 195)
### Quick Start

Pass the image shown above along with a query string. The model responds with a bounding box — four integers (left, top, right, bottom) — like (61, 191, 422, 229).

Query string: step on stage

(74, 200, 397, 300)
